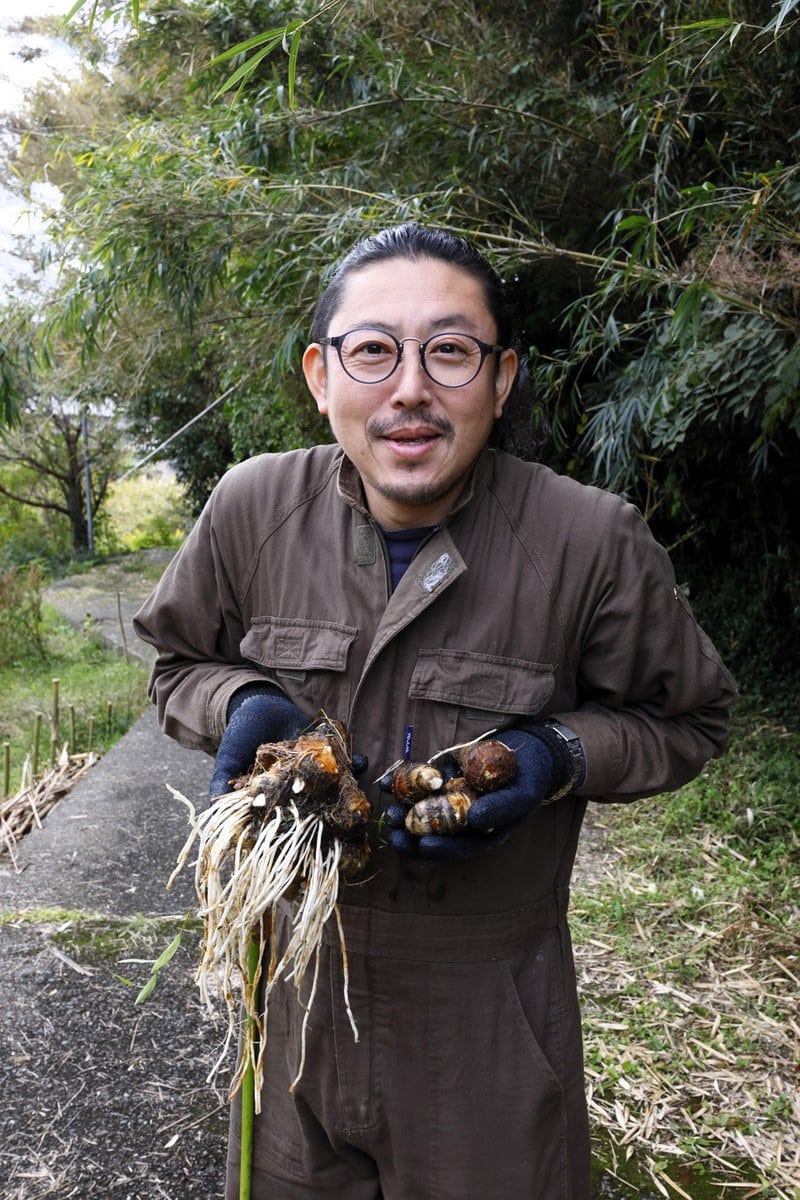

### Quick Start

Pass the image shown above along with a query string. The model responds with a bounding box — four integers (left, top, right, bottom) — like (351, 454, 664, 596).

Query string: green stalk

(239, 935, 260, 1200)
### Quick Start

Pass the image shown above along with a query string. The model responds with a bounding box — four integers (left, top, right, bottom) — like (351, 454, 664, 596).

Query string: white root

(426, 727, 499, 763)
(167, 782, 358, 1109)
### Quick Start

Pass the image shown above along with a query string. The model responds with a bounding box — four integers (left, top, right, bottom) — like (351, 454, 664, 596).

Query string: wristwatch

(540, 720, 585, 803)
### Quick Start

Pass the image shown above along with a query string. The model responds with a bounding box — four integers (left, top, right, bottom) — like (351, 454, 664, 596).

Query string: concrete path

(4, 548, 212, 915)
(0, 706, 210, 917)
(0, 559, 228, 1200)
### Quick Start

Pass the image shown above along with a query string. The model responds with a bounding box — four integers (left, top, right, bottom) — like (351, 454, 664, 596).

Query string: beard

(367, 472, 463, 510)
(362, 411, 462, 511)
(338, 407, 493, 525)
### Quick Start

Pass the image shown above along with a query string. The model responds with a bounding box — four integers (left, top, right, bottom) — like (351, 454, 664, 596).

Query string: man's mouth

(379, 426, 442, 460)
(366, 414, 452, 461)
(386, 427, 440, 443)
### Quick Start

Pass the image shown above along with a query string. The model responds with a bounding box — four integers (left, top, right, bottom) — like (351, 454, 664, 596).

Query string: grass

(0, 905, 198, 953)
(0, 603, 150, 794)
(572, 704, 800, 1198)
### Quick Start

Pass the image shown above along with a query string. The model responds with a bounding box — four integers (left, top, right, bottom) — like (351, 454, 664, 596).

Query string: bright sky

(0, 0, 80, 295)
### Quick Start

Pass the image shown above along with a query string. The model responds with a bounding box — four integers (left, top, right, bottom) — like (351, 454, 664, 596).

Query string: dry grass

(573, 806, 799, 1199)
(0, 747, 99, 870)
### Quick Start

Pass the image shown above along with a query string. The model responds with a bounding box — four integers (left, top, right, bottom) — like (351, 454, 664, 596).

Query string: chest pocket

(240, 616, 357, 719)
(410, 648, 555, 746)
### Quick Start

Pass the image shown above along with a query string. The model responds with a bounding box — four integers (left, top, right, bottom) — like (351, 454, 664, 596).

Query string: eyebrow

(354, 314, 486, 336)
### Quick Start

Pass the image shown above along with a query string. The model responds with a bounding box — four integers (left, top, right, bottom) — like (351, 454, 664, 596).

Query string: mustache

(367, 412, 453, 438)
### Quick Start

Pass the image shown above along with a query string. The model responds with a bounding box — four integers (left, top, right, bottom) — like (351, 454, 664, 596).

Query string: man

(134, 222, 736, 1200)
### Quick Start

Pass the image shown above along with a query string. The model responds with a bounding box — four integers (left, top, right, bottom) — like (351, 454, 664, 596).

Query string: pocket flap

(240, 616, 357, 671)
(410, 648, 554, 715)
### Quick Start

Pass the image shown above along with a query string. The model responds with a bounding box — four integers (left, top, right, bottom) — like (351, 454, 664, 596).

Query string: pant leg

(224, 906, 381, 1200)
(225, 1086, 382, 1200)
(225, 901, 590, 1200)
(361, 934, 590, 1200)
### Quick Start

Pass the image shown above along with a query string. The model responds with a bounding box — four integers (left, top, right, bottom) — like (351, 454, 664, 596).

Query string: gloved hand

(383, 727, 573, 860)
(209, 684, 309, 798)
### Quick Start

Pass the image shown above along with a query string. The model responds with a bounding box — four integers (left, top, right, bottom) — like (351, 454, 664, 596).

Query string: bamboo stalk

(2, 742, 9, 799)
(32, 713, 43, 775)
(51, 679, 61, 765)
(116, 591, 129, 662)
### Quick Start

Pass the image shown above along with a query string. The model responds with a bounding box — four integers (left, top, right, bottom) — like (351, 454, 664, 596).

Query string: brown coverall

(134, 445, 737, 1199)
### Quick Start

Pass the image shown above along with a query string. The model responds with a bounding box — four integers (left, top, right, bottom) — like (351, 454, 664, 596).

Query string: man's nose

(388, 345, 434, 405)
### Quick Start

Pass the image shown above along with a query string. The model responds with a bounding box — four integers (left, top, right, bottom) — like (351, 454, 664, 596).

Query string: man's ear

(302, 344, 328, 414)
(493, 348, 518, 419)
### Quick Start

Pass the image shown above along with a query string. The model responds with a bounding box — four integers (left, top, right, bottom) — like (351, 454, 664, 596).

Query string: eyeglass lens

(336, 330, 489, 386)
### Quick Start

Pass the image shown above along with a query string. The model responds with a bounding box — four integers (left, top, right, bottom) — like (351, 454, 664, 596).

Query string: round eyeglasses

(320, 328, 504, 388)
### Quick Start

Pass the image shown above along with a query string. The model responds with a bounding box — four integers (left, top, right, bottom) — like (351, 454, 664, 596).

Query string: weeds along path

(42, 549, 176, 667)
(572, 802, 799, 1200)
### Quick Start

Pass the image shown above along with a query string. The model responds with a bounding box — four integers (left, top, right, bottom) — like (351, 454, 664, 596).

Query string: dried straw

(0, 747, 98, 869)
(573, 809, 799, 1199)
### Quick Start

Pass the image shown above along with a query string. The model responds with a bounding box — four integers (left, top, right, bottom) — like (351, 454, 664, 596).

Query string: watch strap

(529, 719, 585, 804)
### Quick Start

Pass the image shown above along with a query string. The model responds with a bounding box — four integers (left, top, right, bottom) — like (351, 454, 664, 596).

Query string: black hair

(309, 222, 548, 461)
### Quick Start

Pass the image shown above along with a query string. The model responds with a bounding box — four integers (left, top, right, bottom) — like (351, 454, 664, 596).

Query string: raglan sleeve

(548, 497, 738, 802)
(133, 472, 271, 754)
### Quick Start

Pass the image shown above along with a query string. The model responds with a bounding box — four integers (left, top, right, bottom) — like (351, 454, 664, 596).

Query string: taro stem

(240, 933, 260, 1200)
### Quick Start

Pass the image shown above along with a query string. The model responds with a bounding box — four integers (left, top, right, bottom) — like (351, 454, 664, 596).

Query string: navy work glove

(209, 684, 309, 798)
(383, 727, 577, 860)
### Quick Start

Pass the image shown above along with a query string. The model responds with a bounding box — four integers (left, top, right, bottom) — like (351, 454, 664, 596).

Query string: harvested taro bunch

(167, 716, 371, 1103)
(388, 735, 517, 834)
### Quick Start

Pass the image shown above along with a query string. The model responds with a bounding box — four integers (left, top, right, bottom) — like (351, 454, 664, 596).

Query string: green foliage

(571, 705, 799, 1194)
(0, 607, 149, 789)
(3, 0, 797, 709)
(0, 564, 46, 666)
(660, 715, 798, 868)
(29, 0, 620, 502)
(226, 379, 331, 464)
(0, 478, 72, 571)
(116, 511, 185, 552)
(126, 374, 235, 517)
(102, 467, 188, 551)
(675, 557, 800, 725)
(0, 395, 125, 556)
(0, 342, 21, 428)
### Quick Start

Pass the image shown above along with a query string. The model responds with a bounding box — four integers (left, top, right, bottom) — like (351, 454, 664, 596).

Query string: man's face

(302, 256, 518, 530)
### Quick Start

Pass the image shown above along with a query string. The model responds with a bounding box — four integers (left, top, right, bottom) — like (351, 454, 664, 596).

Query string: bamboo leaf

(133, 932, 183, 1004)
(679, 18, 734, 31)
(287, 26, 303, 109)
(61, 0, 97, 26)
(209, 27, 291, 68)
(761, 0, 800, 34)
(149, 930, 183, 973)
(134, 974, 158, 1005)
(615, 215, 649, 232)
(214, 42, 284, 98)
